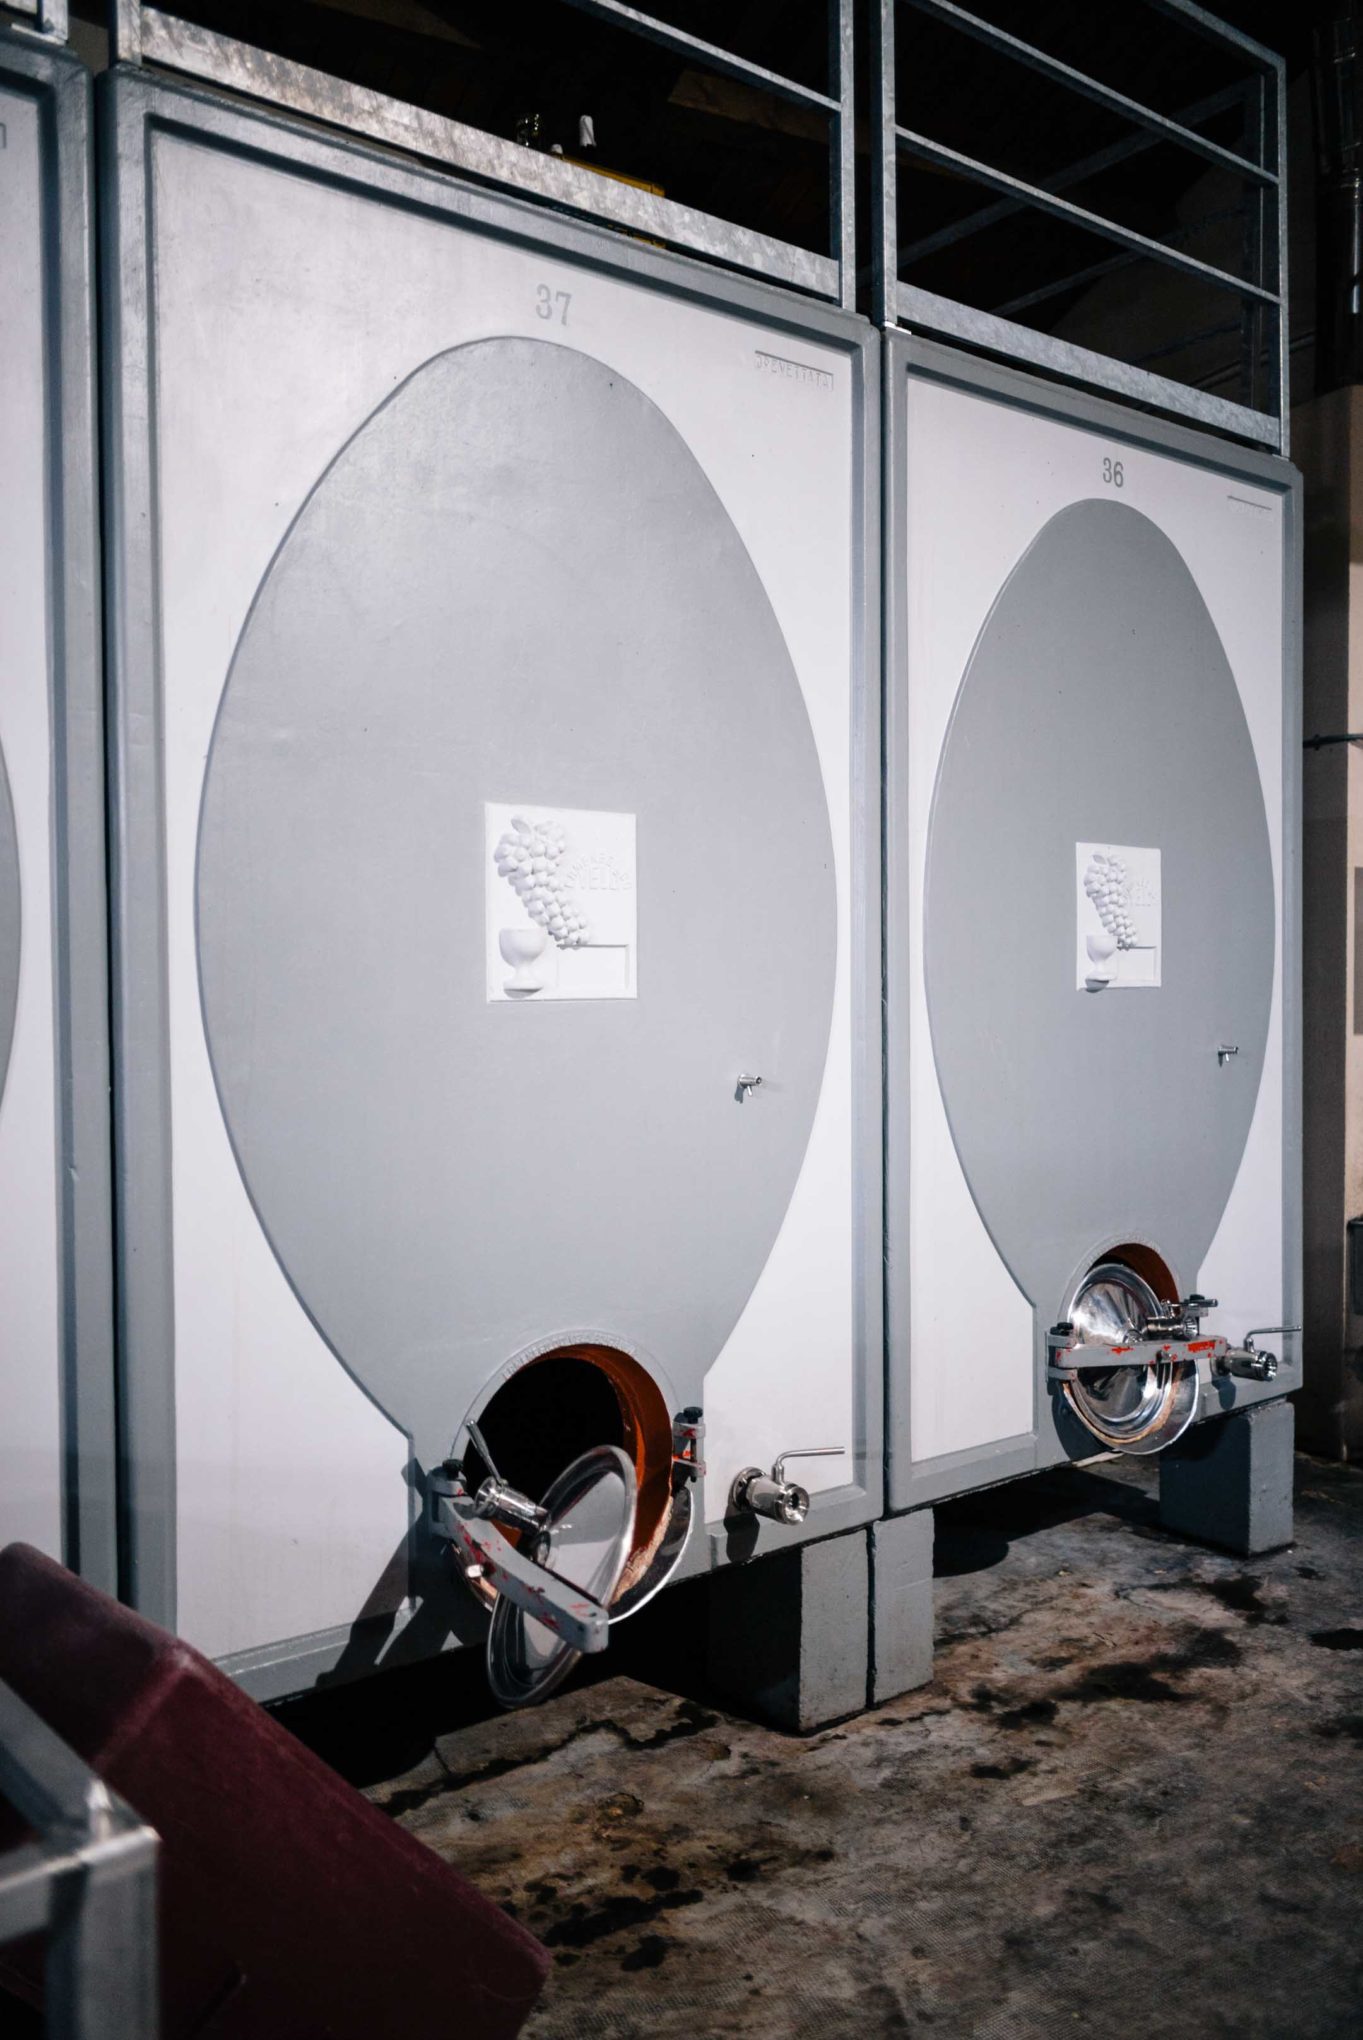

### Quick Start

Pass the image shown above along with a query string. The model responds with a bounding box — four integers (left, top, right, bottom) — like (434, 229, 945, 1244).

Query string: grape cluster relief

(493, 816, 592, 950)
(1083, 850, 1135, 951)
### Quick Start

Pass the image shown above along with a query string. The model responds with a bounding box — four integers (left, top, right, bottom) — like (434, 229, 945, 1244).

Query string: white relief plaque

(1075, 842, 1161, 991)
(486, 803, 637, 1001)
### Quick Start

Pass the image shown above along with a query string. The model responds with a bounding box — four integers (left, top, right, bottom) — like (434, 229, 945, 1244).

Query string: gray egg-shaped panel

(0, 741, 18, 1112)
(924, 498, 1273, 1317)
(196, 337, 837, 1466)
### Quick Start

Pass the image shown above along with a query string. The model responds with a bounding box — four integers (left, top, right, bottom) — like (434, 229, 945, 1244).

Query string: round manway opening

(1064, 1242, 1196, 1454)
(1102, 1242, 1177, 1307)
(462, 1347, 675, 1603)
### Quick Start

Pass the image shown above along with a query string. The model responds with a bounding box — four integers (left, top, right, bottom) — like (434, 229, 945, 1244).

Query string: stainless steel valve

(1212, 1327, 1296, 1383)
(730, 1446, 846, 1526)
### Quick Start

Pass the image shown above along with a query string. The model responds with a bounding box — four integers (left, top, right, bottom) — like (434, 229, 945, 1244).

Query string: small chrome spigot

(457, 1418, 550, 1532)
(730, 1447, 846, 1526)
(1144, 1293, 1218, 1340)
(1227, 1349, 1277, 1383)
(1214, 1327, 1298, 1384)
(736, 1073, 764, 1102)
(474, 1475, 549, 1533)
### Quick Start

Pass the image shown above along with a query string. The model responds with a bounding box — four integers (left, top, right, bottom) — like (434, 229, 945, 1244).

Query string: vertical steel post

(45, 1819, 161, 2040)
(831, 0, 856, 311)
(1238, 73, 1267, 416)
(108, 1, 141, 64)
(872, 0, 898, 327)
(1275, 55, 1290, 453)
(0, 1682, 160, 2040)
(38, 2, 70, 41)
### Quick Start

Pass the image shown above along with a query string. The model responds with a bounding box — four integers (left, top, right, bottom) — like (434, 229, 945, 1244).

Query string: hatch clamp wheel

(1048, 1314, 1283, 1388)
(431, 1444, 633, 1705)
(1047, 1270, 1287, 1456)
(429, 1460, 622, 1658)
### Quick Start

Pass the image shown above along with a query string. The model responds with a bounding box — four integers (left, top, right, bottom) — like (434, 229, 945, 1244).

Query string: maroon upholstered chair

(0, 1543, 548, 2038)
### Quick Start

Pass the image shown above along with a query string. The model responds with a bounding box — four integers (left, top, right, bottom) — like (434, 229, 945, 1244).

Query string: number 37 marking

(536, 284, 572, 325)
(1102, 456, 1125, 488)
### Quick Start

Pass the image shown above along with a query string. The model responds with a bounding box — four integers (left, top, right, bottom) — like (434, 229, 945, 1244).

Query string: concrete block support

(870, 1510, 935, 1705)
(706, 1528, 868, 1732)
(1158, 1400, 1294, 1556)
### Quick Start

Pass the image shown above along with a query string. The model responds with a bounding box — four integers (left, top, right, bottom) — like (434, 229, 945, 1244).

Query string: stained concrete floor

(287, 1453, 1363, 2038)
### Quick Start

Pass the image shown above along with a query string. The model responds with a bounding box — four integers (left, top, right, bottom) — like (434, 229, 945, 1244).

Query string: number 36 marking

(1102, 456, 1125, 488)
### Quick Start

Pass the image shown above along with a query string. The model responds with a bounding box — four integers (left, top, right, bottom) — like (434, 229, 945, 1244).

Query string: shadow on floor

(276, 1455, 1163, 1780)
(933, 1456, 1155, 1577)
(273, 1571, 722, 1787)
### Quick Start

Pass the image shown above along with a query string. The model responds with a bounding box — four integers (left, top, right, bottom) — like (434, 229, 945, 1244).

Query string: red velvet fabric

(0, 1543, 549, 2037)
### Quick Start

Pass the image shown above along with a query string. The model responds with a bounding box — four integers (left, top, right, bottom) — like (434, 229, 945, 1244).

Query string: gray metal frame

(873, 0, 1290, 453)
(883, 331, 1302, 1515)
(0, 29, 118, 1593)
(0, 2, 69, 43)
(0, 1678, 158, 2039)
(104, 0, 856, 309)
(101, 63, 883, 1687)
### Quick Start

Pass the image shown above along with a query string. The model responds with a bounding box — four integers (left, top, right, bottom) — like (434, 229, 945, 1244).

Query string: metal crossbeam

(902, 0, 1271, 185)
(113, 0, 855, 303)
(894, 123, 1277, 307)
(3, 0, 69, 35)
(135, 9, 840, 298)
(1142, 0, 1282, 69)
(1134, 315, 1243, 368)
(556, 0, 838, 114)
(991, 249, 1138, 322)
(876, 0, 1288, 448)
(895, 282, 1280, 447)
(990, 202, 1248, 320)
(897, 83, 1250, 270)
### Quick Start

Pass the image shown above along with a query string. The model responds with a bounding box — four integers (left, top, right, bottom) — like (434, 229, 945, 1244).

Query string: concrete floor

(299, 1453, 1363, 2038)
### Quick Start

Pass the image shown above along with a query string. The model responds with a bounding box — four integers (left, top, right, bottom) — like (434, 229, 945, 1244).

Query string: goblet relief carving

(1083, 850, 1133, 986)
